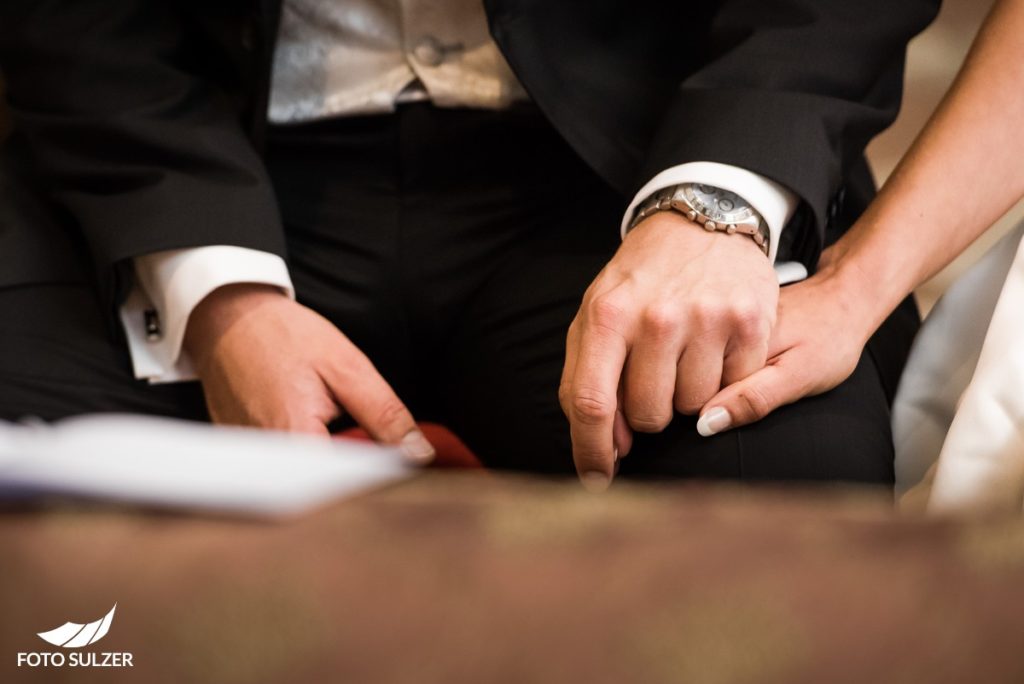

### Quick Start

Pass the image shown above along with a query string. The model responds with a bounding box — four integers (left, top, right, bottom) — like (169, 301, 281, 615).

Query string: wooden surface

(2, 473, 1024, 683)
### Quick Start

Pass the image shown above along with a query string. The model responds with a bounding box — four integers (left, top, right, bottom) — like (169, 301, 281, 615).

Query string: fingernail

(696, 407, 732, 437)
(581, 471, 611, 493)
(400, 429, 436, 464)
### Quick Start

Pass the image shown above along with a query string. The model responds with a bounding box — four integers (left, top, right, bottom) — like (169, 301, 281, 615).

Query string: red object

(337, 422, 482, 469)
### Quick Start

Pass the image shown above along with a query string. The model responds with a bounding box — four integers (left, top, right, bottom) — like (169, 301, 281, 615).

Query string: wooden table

(2, 473, 1023, 683)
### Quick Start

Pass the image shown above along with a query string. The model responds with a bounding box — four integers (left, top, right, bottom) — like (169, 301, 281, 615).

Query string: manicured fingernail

(696, 407, 731, 437)
(400, 429, 436, 464)
(581, 471, 611, 493)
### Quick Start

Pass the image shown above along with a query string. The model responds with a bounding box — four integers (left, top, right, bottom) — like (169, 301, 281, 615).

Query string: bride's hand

(695, 251, 878, 436)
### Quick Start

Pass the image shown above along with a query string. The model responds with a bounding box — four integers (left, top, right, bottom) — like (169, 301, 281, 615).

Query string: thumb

(696, 356, 806, 437)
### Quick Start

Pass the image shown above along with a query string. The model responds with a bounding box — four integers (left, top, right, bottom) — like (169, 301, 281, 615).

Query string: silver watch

(629, 183, 770, 256)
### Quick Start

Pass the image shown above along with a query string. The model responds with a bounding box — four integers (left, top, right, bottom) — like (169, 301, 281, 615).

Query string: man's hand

(560, 211, 779, 490)
(696, 254, 875, 435)
(183, 283, 435, 463)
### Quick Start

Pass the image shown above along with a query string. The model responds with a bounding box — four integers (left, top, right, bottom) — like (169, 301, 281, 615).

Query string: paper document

(0, 415, 413, 517)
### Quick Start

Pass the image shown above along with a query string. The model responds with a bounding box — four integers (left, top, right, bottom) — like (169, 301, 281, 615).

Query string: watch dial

(684, 184, 753, 223)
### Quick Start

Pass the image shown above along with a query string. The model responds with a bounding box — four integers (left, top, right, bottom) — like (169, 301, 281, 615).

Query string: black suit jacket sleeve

(641, 0, 940, 263)
(0, 2, 285, 290)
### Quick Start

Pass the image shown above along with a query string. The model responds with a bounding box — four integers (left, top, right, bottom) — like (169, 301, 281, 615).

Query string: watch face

(682, 184, 753, 224)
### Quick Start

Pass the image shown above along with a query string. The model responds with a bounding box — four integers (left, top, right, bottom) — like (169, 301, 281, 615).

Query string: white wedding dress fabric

(894, 221, 1024, 514)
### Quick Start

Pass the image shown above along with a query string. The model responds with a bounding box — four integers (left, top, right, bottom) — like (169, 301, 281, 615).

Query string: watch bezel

(678, 183, 756, 225)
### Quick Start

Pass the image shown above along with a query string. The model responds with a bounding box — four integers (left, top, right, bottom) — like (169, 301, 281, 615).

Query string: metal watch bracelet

(628, 186, 770, 257)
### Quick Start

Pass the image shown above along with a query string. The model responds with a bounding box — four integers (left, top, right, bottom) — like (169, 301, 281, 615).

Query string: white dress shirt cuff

(120, 246, 295, 384)
(621, 161, 799, 266)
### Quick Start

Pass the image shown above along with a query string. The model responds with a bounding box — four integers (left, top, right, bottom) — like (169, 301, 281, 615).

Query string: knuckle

(627, 412, 672, 433)
(571, 387, 616, 424)
(639, 304, 679, 339)
(566, 315, 581, 340)
(736, 384, 773, 420)
(374, 397, 410, 430)
(730, 305, 767, 340)
(558, 382, 573, 414)
(587, 295, 627, 332)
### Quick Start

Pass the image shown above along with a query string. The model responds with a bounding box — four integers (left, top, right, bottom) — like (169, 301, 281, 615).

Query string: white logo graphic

(36, 604, 117, 648)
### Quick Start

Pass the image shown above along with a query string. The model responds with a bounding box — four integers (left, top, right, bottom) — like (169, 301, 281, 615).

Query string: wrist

(629, 183, 771, 258)
(815, 244, 901, 340)
(184, 283, 288, 367)
(628, 211, 769, 259)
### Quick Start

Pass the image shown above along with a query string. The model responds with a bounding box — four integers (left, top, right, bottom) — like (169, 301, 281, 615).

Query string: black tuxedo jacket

(0, 0, 939, 310)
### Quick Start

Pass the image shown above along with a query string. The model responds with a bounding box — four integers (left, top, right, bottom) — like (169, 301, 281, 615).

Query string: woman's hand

(695, 252, 879, 436)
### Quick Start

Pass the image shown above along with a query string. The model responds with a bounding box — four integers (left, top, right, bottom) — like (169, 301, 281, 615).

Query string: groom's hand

(560, 212, 778, 490)
(183, 283, 435, 463)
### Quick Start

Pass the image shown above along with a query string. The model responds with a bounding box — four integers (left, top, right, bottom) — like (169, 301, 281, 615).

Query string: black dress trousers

(0, 103, 899, 485)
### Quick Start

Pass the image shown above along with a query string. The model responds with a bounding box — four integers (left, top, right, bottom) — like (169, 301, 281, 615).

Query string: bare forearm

(826, 0, 1024, 330)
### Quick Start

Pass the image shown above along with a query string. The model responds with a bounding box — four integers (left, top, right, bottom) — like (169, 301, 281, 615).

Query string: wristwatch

(628, 183, 770, 256)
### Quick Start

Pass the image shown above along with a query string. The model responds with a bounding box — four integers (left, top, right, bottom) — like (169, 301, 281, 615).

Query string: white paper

(0, 415, 413, 517)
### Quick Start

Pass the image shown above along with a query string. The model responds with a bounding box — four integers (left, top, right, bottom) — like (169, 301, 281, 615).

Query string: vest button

(413, 36, 445, 67)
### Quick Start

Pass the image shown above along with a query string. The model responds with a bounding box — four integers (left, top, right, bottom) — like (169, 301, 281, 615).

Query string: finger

(570, 313, 628, 491)
(622, 310, 682, 432)
(322, 343, 435, 464)
(696, 354, 807, 436)
(721, 329, 770, 387)
(614, 406, 634, 458)
(558, 318, 582, 418)
(766, 324, 788, 361)
(292, 417, 333, 437)
(673, 337, 726, 415)
(765, 287, 804, 359)
(718, 302, 772, 385)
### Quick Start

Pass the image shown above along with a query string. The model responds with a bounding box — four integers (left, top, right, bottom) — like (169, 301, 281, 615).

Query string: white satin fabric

(269, 0, 527, 122)
(894, 221, 1024, 514)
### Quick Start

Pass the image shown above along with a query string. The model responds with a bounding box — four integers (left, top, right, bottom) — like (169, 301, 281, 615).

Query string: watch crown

(726, 224, 737, 234)
(686, 210, 697, 222)
(704, 220, 717, 231)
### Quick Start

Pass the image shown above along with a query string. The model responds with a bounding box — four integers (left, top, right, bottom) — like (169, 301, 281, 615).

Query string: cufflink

(144, 309, 162, 342)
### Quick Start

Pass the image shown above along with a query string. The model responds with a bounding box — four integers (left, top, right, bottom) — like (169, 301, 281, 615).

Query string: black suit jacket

(0, 0, 939, 315)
